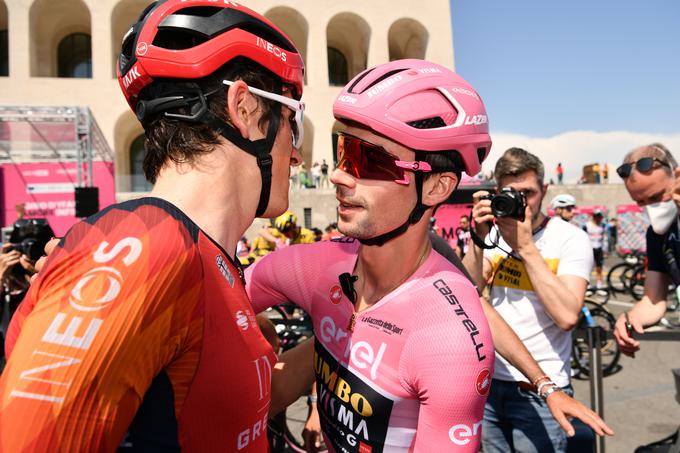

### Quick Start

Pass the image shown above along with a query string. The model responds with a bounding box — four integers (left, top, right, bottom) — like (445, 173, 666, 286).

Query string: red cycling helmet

(117, 0, 304, 110)
(116, 0, 305, 217)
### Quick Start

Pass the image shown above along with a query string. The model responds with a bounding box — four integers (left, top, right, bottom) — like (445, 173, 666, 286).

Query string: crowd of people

(0, 1, 676, 452)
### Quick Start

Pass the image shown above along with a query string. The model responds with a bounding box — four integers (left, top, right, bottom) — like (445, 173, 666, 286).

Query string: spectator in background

(607, 217, 618, 253)
(320, 159, 330, 188)
(311, 161, 321, 188)
(299, 164, 312, 189)
(585, 209, 607, 289)
(290, 164, 300, 189)
(614, 143, 679, 356)
(551, 194, 577, 223)
(556, 162, 564, 184)
(456, 214, 471, 258)
(321, 222, 342, 241)
(603, 163, 609, 184)
(593, 163, 601, 184)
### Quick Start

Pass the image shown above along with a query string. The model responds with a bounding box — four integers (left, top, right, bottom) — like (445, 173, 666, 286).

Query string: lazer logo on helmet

(256, 37, 287, 62)
(366, 75, 403, 99)
(464, 114, 487, 126)
(122, 65, 141, 89)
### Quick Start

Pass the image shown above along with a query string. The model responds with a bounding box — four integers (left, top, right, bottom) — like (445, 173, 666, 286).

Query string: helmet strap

(359, 151, 431, 246)
(200, 79, 282, 217)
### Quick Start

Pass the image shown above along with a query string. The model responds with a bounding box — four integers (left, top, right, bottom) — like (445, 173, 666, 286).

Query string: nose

(330, 166, 355, 189)
(290, 146, 302, 167)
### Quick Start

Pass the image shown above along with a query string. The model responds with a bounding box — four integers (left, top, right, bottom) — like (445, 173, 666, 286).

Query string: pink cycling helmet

(333, 59, 491, 176)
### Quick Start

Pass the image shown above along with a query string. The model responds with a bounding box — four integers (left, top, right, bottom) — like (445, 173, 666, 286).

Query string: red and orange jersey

(0, 198, 276, 452)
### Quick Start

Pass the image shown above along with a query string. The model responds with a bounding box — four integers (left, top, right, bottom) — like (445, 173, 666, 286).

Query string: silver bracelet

(307, 395, 318, 405)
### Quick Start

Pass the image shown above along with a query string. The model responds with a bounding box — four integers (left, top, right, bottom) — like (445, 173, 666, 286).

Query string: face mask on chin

(645, 199, 679, 235)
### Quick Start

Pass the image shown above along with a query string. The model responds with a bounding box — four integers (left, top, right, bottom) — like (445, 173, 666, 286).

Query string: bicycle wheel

(572, 305, 621, 377)
(628, 265, 645, 301)
(606, 262, 631, 294)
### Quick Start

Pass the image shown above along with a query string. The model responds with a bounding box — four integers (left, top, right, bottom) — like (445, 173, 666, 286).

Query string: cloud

(481, 130, 680, 183)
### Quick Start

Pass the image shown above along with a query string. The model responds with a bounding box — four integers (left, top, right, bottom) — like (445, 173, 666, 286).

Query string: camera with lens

(482, 187, 527, 222)
(5, 219, 55, 280)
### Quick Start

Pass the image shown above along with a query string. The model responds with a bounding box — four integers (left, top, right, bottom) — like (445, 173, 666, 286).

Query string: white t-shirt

(585, 221, 605, 249)
(484, 217, 593, 387)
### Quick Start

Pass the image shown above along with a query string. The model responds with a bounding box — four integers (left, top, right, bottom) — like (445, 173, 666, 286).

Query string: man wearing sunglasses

(551, 194, 577, 223)
(614, 143, 680, 357)
(0, 2, 313, 451)
(247, 59, 611, 452)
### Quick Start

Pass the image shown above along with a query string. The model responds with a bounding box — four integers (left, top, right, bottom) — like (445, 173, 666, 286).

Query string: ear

(226, 80, 257, 140)
(422, 171, 459, 206)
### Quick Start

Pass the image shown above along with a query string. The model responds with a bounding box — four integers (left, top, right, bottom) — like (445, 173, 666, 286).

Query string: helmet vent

(157, 7, 297, 52)
(357, 68, 407, 94)
(407, 117, 446, 129)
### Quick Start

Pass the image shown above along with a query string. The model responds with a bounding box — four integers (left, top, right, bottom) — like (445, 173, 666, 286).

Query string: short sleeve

(646, 226, 668, 273)
(557, 228, 594, 281)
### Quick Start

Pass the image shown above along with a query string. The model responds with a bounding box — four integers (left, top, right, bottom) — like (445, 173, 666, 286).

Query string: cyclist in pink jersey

(247, 59, 612, 452)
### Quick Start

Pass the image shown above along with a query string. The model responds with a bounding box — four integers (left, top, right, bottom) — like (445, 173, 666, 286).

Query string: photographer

(463, 147, 593, 453)
(1, 219, 54, 363)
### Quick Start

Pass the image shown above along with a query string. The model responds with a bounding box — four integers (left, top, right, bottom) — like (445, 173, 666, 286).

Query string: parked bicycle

(571, 299, 621, 378)
(265, 304, 327, 453)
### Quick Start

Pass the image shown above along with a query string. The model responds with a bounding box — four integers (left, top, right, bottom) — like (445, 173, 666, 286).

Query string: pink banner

(1, 162, 116, 236)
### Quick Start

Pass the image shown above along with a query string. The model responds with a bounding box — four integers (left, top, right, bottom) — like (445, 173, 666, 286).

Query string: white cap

(551, 194, 576, 209)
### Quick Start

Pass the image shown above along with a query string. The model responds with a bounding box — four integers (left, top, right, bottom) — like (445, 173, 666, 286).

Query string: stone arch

(299, 116, 314, 169)
(110, 0, 150, 77)
(0, 1, 8, 76)
(113, 110, 144, 192)
(326, 13, 370, 85)
(29, 0, 91, 77)
(264, 6, 308, 84)
(388, 18, 428, 61)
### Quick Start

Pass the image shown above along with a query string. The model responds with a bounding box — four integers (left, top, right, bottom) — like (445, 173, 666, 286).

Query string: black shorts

(593, 248, 604, 267)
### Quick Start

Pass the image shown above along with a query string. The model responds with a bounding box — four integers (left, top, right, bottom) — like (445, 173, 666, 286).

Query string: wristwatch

(539, 384, 562, 400)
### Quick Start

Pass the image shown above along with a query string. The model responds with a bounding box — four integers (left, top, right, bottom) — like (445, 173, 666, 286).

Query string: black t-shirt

(646, 220, 680, 279)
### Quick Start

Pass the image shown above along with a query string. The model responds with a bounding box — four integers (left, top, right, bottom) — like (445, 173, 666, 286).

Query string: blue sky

(449, 0, 680, 138)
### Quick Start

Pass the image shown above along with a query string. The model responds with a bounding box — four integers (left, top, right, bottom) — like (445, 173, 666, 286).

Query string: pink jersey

(246, 238, 494, 452)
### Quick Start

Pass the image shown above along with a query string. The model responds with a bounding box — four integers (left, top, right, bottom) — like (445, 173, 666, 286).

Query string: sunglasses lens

(337, 134, 404, 182)
(616, 164, 632, 178)
(636, 157, 655, 172)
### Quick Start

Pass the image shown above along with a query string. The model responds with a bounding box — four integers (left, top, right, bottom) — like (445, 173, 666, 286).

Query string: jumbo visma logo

(313, 339, 393, 453)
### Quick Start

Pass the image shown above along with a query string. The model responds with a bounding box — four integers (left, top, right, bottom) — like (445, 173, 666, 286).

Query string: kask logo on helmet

(122, 64, 142, 90)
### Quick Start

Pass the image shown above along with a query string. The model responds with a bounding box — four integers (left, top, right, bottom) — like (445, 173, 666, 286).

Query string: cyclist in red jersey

(0, 1, 313, 451)
(246, 59, 613, 451)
